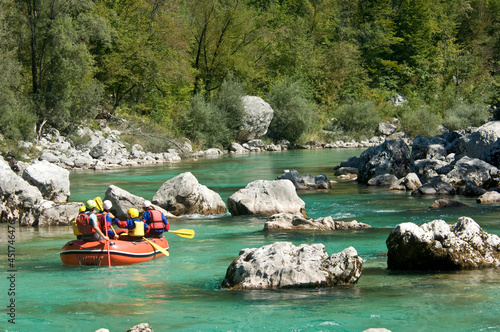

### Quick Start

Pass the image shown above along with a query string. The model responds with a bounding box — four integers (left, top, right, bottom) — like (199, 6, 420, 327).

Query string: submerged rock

(429, 199, 469, 209)
(222, 242, 363, 289)
(264, 213, 371, 231)
(386, 217, 500, 270)
(276, 169, 331, 190)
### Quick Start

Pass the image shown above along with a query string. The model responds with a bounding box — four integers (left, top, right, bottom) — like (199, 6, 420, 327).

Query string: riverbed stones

(227, 180, 306, 216)
(152, 172, 227, 216)
(21, 160, 70, 203)
(263, 213, 371, 231)
(222, 242, 363, 289)
(386, 217, 500, 270)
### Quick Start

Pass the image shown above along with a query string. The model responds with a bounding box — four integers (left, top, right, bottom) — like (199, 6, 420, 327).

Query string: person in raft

(76, 200, 109, 242)
(98, 200, 123, 239)
(115, 207, 149, 239)
(141, 200, 169, 238)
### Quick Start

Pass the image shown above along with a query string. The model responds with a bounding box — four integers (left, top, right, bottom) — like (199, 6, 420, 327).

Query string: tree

(13, 0, 105, 133)
(267, 77, 316, 144)
(0, 0, 35, 140)
(187, 0, 261, 95)
(94, 0, 193, 126)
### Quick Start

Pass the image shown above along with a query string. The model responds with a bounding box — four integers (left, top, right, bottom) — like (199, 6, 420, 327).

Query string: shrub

(442, 102, 491, 131)
(266, 77, 316, 144)
(332, 100, 381, 138)
(181, 94, 231, 149)
(215, 77, 246, 133)
(398, 106, 440, 137)
(0, 108, 36, 141)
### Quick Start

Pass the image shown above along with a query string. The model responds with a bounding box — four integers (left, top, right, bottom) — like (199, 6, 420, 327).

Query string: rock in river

(227, 180, 306, 216)
(386, 217, 500, 270)
(222, 242, 363, 289)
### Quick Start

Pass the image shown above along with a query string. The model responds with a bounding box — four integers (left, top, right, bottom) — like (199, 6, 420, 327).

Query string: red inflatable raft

(60, 237, 169, 266)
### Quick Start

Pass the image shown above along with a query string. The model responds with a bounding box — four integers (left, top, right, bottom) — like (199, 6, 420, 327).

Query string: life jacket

(76, 212, 95, 235)
(146, 209, 165, 231)
(98, 212, 112, 233)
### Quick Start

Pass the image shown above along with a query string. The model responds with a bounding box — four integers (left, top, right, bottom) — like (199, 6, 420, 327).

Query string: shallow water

(2, 149, 500, 332)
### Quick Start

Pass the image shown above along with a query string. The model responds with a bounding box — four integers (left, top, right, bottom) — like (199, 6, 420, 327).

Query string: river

(2, 148, 500, 331)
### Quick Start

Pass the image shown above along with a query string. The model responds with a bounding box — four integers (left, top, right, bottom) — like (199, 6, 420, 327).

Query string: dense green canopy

(1, 0, 499, 148)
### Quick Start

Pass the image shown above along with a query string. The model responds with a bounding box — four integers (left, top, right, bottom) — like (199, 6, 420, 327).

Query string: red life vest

(147, 210, 165, 231)
(98, 212, 111, 233)
(76, 212, 95, 235)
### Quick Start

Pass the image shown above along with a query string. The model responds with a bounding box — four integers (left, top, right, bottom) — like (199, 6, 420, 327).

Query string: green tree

(0, 0, 35, 140)
(95, 0, 193, 126)
(266, 77, 316, 144)
(14, 0, 105, 134)
(181, 94, 232, 149)
(187, 0, 262, 95)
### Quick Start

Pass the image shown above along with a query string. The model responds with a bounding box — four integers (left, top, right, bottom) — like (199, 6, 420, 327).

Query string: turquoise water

(2, 149, 500, 332)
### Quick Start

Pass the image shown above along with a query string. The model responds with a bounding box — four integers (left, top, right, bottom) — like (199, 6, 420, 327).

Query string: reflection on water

(4, 149, 500, 331)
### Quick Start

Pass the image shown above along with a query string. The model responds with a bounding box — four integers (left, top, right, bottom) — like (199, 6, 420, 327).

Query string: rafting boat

(60, 237, 169, 266)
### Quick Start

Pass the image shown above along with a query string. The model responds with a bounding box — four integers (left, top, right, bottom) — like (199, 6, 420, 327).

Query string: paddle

(143, 237, 170, 257)
(104, 222, 111, 268)
(169, 229, 195, 239)
(94, 196, 104, 212)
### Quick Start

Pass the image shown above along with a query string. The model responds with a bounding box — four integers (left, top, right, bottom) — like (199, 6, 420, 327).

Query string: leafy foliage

(267, 77, 316, 144)
(442, 102, 492, 131)
(398, 106, 441, 138)
(0, 0, 499, 146)
(332, 101, 382, 139)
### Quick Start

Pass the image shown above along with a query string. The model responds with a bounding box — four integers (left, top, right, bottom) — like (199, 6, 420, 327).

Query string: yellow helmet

(127, 208, 139, 218)
(79, 206, 86, 213)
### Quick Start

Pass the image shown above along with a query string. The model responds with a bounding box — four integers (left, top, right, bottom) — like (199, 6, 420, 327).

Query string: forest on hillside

(0, 0, 499, 151)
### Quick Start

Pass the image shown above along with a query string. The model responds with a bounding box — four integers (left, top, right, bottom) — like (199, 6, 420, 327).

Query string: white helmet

(142, 200, 152, 208)
(103, 200, 113, 210)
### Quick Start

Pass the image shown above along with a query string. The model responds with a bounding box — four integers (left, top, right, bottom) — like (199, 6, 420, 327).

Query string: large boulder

(357, 139, 412, 184)
(386, 217, 500, 270)
(456, 121, 500, 159)
(104, 185, 175, 220)
(21, 160, 70, 203)
(222, 242, 363, 289)
(35, 202, 82, 226)
(227, 180, 306, 216)
(236, 96, 274, 141)
(0, 156, 43, 214)
(152, 172, 226, 216)
(410, 132, 461, 162)
(263, 213, 371, 231)
(441, 156, 499, 188)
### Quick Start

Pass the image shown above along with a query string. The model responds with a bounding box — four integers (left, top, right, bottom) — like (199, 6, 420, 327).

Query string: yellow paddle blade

(94, 196, 104, 212)
(143, 238, 170, 256)
(169, 229, 195, 239)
